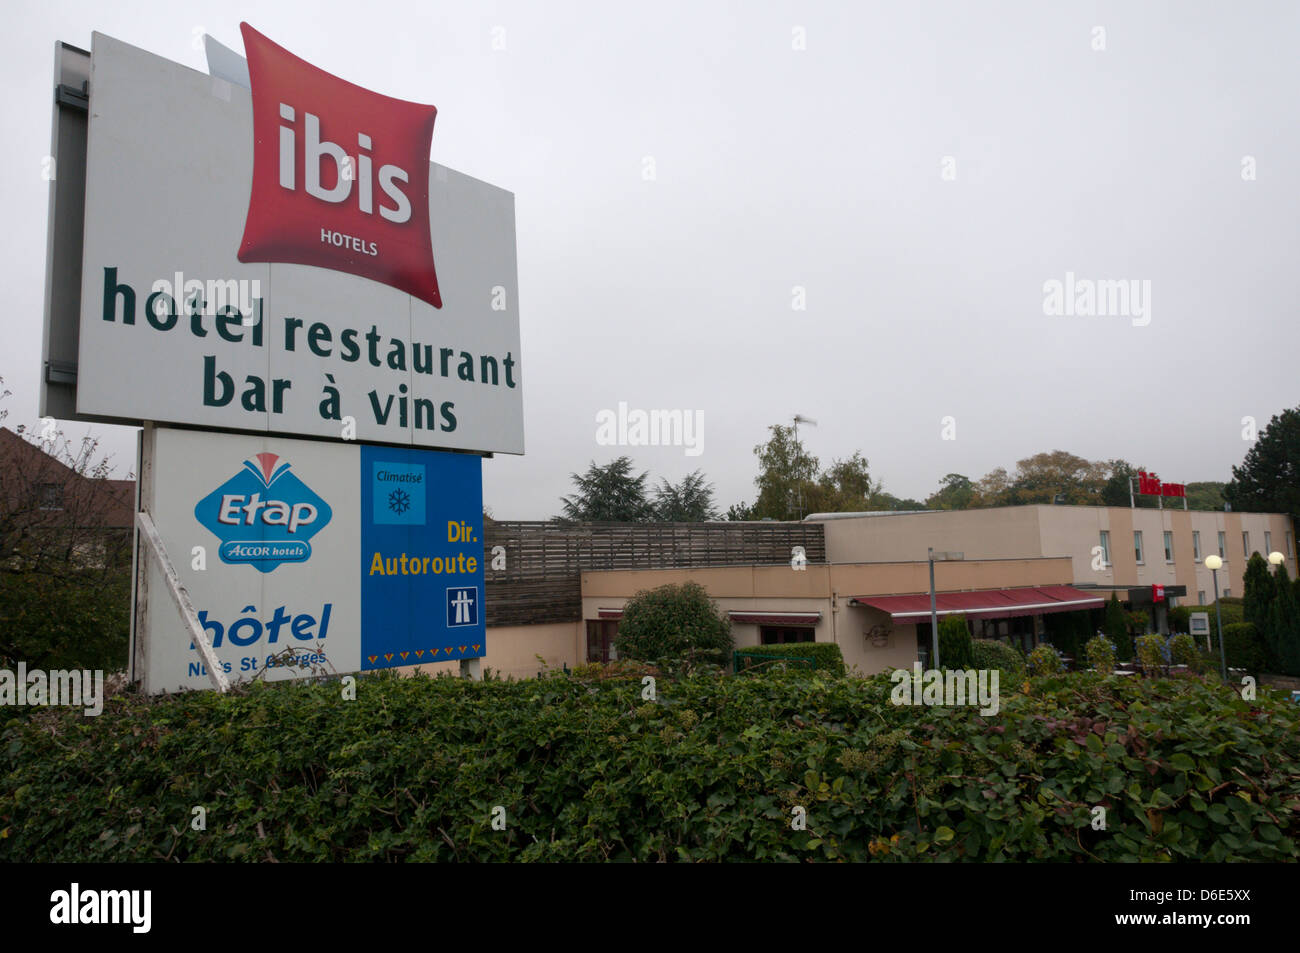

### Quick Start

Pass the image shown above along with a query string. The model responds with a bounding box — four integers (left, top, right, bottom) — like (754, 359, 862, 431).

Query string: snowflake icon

(387, 488, 412, 515)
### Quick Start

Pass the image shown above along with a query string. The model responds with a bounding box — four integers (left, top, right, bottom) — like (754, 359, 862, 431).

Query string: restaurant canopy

(850, 586, 1104, 623)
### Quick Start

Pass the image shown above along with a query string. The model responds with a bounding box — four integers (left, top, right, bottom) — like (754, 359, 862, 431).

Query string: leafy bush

(736, 642, 844, 675)
(1085, 635, 1116, 673)
(1105, 594, 1132, 661)
(1168, 634, 1198, 667)
(969, 639, 1026, 684)
(613, 581, 733, 667)
(1221, 622, 1272, 675)
(3, 670, 1297, 862)
(938, 613, 973, 670)
(1026, 644, 1064, 676)
(1136, 634, 1171, 674)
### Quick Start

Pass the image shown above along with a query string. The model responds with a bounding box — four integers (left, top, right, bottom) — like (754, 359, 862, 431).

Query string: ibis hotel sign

(75, 25, 522, 453)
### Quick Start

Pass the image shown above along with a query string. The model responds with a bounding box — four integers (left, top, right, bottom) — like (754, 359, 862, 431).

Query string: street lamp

(1204, 554, 1226, 679)
(1269, 551, 1285, 568)
(928, 549, 964, 669)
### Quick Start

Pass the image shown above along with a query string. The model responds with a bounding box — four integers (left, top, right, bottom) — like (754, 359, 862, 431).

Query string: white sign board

(77, 31, 523, 454)
(136, 426, 485, 694)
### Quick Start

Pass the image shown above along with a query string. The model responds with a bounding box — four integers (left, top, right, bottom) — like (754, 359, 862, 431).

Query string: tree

(652, 471, 719, 522)
(0, 381, 133, 671)
(1104, 593, 1132, 661)
(723, 501, 754, 521)
(1100, 460, 1153, 508)
(972, 467, 1012, 507)
(612, 581, 733, 667)
(750, 425, 819, 521)
(809, 452, 883, 513)
(1183, 482, 1227, 512)
(937, 613, 973, 669)
(558, 457, 654, 522)
(1003, 450, 1108, 506)
(1267, 561, 1300, 676)
(1225, 406, 1300, 541)
(926, 473, 975, 510)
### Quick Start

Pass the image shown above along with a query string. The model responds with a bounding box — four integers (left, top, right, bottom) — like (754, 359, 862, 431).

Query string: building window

(1098, 530, 1111, 567)
(1193, 531, 1201, 561)
(1289, 532, 1294, 558)
(1224, 588, 1231, 598)
(1243, 531, 1250, 558)
(1198, 590, 1206, 605)
(1217, 531, 1226, 559)
(1163, 531, 1174, 562)
(1265, 531, 1272, 554)
(760, 626, 815, 645)
(1134, 531, 1144, 565)
(586, 620, 620, 663)
(38, 483, 64, 510)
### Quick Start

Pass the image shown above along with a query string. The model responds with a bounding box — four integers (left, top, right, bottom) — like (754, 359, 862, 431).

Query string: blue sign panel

(360, 446, 484, 669)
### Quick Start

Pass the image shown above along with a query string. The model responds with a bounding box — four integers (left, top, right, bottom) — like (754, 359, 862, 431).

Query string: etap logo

(236, 22, 442, 307)
(195, 452, 332, 573)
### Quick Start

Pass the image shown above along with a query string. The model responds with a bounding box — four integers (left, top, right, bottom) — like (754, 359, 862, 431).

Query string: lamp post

(1204, 554, 1226, 679)
(927, 549, 964, 669)
(1269, 550, 1285, 569)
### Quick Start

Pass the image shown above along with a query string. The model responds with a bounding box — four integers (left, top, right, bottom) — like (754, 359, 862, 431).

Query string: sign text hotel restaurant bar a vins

(78, 24, 523, 453)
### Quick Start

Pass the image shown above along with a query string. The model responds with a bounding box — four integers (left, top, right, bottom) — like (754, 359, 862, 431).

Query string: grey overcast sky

(3, 1, 1297, 517)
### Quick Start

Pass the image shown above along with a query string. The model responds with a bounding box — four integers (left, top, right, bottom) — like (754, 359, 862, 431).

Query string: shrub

(1084, 634, 1116, 673)
(1026, 644, 1064, 676)
(1105, 594, 1132, 661)
(736, 642, 844, 675)
(969, 639, 1026, 684)
(1127, 610, 1151, 637)
(613, 581, 733, 667)
(1220, 622, 1272, 675)
(937, 613, 973, 670)
(5, 670, 1297, 862)
(1168, 633, 1198, 666)
(1136, 634, 1171, 674)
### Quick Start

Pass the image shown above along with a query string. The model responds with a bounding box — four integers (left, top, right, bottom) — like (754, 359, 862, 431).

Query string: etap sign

(64, 25, 523, 452)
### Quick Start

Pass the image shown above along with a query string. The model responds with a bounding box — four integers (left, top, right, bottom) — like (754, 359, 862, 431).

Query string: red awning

(728, 611, 821, 626)
(851, 586, 1104, 623)
(597, 608, 624, 619)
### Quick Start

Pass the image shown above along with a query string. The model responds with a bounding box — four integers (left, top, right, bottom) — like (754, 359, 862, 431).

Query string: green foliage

(1168, 634, 1198, 667)
(1043, 609, 1094, 658)
(1026, 644, 1064, 675)
(612, 581, 733, 667)
(1085, 635, 1116, 673)
(1224, 406, 1300, 526)
(1126, 610, 1151, 636)
(925, 473, 975, 511)
(558, 456, 655, 522)
(1220, 622, 1272, 675)
(7, 670, 1297, 861)
(1136, 634, 1171, 674)
(736, 642, 845, 675)
(1267, 561, 1300, 676)
(937, 613, 973, 670)
(1105, 594, 1133, 661)
(750, 424, 819, 521)
(652, 470, 719, 522)
(969, 639, 1026, 683)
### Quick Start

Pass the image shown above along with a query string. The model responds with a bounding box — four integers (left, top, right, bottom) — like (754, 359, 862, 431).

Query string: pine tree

(1269, 562, 1300, 676)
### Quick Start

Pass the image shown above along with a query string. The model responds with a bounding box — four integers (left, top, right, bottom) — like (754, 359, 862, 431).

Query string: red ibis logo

(236, 22, 442, 308)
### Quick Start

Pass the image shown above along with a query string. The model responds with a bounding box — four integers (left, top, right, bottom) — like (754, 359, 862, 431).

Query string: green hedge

(2, 669, 1298, 862)
(1221, 622, 1272, 675)
(969, 639, 1026, 683)
(736, 642, 845, 675)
